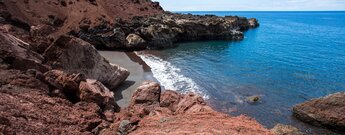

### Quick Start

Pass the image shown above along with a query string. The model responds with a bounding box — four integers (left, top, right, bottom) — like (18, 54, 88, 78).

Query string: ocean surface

(137, 11, 345, 134)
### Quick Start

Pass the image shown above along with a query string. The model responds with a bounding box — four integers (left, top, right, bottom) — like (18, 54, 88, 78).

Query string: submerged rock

(293, 92, 345, 131)
(246, 95, 261, 103)
(270, 124, 304, 135)
(44, 35, 129, 90)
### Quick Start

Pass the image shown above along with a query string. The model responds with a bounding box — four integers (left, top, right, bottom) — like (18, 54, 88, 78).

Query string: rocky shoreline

(293, 92, 345, 132)
(0, 0, 269, 134)
(0, 0, 343, 134)
(76, 12, 259, 49)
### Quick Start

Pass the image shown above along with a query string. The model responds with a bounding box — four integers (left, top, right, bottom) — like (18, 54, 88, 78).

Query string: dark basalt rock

(77, 13, 259, 50)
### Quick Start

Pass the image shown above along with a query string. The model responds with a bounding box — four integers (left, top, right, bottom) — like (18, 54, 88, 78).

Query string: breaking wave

(136, 52, 208, 99)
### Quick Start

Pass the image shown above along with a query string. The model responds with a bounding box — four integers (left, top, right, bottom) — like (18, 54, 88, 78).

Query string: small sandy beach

(99, 51, 156, 107)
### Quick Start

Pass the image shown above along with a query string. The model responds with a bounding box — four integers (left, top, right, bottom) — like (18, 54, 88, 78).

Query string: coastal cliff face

(1, 0, 258, 50)
(0, 0, 273, 135)
(77, 13, 259, 49)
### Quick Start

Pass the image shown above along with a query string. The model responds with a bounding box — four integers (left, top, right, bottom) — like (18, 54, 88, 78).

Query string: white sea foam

(136, 52, 208, 99)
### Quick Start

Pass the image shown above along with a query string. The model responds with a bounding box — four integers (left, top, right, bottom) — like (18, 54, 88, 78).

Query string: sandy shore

(98, 51, 156, 107)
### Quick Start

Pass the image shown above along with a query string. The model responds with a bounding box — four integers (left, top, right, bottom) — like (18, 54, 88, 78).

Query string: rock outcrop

(293, 92, 345, 131)
(0, 85, 104, 135)
(0, 32, 125, 134)
(0, 32, 48, 72)
(78, 13, 259, 49)
(44, 69, 85, 102)
(44, 35, 129, 90)
(0, 0, 164, 36)
(100, 81, 271, 134)
(79, 79, 119, 112)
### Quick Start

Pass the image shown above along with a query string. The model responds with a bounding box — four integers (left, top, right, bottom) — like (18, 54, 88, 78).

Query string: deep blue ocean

(138, 11, 345, 134)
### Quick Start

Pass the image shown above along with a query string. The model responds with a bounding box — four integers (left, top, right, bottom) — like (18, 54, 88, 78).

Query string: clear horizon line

(169, 10, 345, 12)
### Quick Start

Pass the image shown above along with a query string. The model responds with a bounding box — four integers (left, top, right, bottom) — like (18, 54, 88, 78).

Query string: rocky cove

(0, 0, 344, 135)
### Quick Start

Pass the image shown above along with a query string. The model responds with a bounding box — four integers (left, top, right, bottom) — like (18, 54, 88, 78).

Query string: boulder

(43, 70, 85, 102)
(246, 95, 261, 103)
(44, 35, 129, 90)
(126, 34, 147, 49)
(131, 81, 161, 105)
(270, 124, 304, 135)
(175, 93, 211, 114)
(79, 79, 119, 111)
(248, 18, 259, 28)
(293, 92, 345, 131)
(0, 32, 48, 72)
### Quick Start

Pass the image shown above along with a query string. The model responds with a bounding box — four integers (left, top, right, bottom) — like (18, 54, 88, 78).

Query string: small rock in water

(246, 95, 261, 103)
(270, 124, 304, 135)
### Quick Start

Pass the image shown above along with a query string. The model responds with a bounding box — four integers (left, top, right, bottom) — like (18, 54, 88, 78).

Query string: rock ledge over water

(293, 92, 345, 131)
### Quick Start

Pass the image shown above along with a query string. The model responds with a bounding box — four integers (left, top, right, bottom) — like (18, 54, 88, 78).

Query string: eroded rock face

(44, 35, 129, 90)
(78, 13, 259, 49)
(293, 92, 345, 131)
(0, 32, 48, 72)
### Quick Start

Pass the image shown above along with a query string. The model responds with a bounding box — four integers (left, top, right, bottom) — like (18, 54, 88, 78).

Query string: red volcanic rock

(131, 81, 161, 105)
(30, 24, 55, 37)
(43, 70, 85, 102)
(0, 69, 48, 91)
(44, 35, 129, 90)
(159, 90, 181, 112)
(108, 81, 272, 134)
(44, 70, 85, 91)
(79, 79, 119, 112)
(132, 113, 271, 135)
(293, 92, 345, 131)
(1, 0, 163, 36)
(0, 32, 48, 72)
(0, 85, 104, 134)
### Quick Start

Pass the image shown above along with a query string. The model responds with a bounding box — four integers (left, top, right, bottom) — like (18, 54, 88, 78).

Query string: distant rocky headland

(0, 0, 342, 134)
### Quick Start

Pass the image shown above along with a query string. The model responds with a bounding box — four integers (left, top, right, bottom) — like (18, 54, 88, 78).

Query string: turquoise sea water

(138, 11, 345, 134)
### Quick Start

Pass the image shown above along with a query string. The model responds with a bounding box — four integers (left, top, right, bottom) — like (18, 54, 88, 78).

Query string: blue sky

(154, 0, 345, 11)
